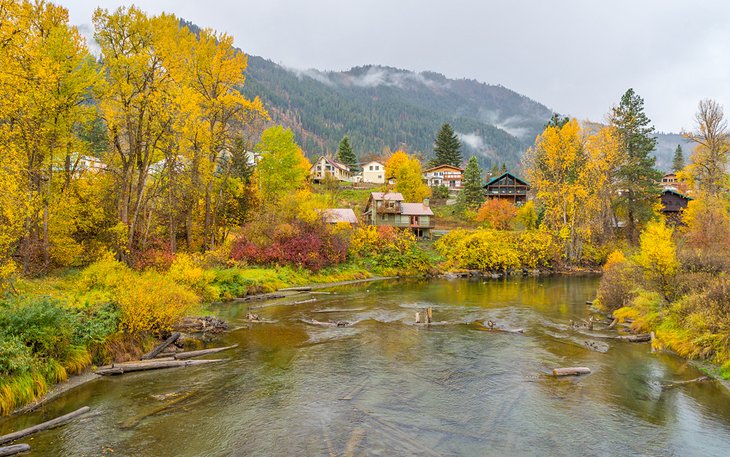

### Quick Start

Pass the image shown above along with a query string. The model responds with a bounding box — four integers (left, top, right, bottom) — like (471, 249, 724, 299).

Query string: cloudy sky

(60, 0, 730, 133)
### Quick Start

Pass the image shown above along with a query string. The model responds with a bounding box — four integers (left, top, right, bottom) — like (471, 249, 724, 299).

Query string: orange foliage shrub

(475, 199, 517, 230)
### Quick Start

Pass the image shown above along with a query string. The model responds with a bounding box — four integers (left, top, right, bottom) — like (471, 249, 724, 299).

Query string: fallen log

(0, 406, 90, 445)
(300, 318, 353, 327)
(552, 367, 591, 377)
(279, 286, 312, 292)
(172, 345, 238, 360)
(141, 332, 180, 360)
(0, 444, 30, 456)
(175, 316, 228, 333)
(119, 391, 196, 429)
(615, 334, 651, 342)
(473, 321, 524, 333)
(661, 376, 710, 390)
(95, 358, 225, 376)
(607, 318, 618, 330)
(249, 298, 316, 310)
(234, 293, 288, 302)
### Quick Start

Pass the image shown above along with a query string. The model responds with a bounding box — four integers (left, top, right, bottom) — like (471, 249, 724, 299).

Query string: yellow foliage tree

(385, 150, 431, 202)
(635, 220, 679, 300)
(255, 126, 311, 205)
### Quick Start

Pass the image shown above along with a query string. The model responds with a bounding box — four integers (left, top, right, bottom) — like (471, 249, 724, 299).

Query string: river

(2, 276, 730, 456)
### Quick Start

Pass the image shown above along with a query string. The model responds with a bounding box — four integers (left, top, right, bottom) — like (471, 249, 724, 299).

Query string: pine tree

(609, 88, 662, 243)
(671, 145, 685, 173)
(431, 123, 462, 167)
(336, 135, 357, 171)
(457, 156, 484, 210)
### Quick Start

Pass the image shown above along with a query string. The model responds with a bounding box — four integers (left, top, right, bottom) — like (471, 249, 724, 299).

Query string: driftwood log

(552, 367, 591, 376)
(615, 334, 651, 342)
(473, 321, 524, 333)
(0, 444, 31, 456)
(661, 376, 711, 390)
(96, 358, 225, 376)
(171, 345, 238, 360)
(141, 333, 180, 360)
(279, 286, 312, 292)
(0, 406, 90, 445)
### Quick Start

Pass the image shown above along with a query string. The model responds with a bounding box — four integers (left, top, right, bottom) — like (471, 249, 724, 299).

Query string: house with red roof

(363, 192, 434, 238)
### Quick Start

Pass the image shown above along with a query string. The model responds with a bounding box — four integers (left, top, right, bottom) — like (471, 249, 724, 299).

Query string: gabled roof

(661, 188, 693, 200)
(312, 155, 351, 173)
(370, 192, 404, 201)
(362, 160, 385, 166)
(424, 164, 464, 173)
(322, 208, 359, 224)
(484, 172, 529, 188)
(401, 202, 434, 216)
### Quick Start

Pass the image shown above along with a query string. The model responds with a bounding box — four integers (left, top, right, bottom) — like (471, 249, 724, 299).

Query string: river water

(2, 276, 730, 456)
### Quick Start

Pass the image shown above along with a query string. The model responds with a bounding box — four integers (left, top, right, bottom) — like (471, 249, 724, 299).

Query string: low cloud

(456, 132, 485, 150)
(480, 109, 532, 139)
(284, 66, 334, 86)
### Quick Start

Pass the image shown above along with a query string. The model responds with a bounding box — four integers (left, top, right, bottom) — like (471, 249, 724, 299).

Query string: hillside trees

(431, 123, 462, 167)
(609, 88, 661, 242)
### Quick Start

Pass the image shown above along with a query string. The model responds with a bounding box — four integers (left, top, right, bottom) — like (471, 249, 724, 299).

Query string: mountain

(240, 57, 554, 169)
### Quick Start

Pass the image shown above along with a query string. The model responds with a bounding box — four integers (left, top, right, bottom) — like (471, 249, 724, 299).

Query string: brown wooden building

(660, 189, 692, 223)
(483, 172, 530, 204)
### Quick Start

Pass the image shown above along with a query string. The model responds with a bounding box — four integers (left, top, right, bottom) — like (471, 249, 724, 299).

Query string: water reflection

(2, 276, 730, 456)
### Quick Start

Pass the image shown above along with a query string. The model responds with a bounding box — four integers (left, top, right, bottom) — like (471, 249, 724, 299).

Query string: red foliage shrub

(230, 220, 348, 271)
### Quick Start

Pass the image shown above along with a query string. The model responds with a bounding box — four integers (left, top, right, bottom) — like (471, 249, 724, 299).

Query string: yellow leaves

(635, 220, 678, 299)
(385, 150, 431, 202)
(255, 126, 311, 205)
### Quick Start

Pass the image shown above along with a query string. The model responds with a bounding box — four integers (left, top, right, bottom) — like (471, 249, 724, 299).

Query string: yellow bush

(116, 271, 199, 336)
(168, 253, 218, 301)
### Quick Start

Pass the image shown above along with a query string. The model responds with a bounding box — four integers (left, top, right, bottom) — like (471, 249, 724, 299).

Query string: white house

(361, 161, 385, 184)
(423, 164, 464, 189)
(310, 155, 353, 182)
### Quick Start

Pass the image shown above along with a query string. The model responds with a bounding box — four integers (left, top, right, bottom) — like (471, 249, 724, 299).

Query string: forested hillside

(240, 57, 553, 169)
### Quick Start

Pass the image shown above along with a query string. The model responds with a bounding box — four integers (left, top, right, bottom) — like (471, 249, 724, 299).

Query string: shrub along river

(2, 276, 730, 456)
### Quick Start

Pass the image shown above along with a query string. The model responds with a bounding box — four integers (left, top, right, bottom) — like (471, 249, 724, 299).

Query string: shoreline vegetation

(2, 1, 730, 420)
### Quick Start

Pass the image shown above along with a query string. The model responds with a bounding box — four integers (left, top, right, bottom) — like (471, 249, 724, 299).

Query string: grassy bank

(0, 257, 377, 415)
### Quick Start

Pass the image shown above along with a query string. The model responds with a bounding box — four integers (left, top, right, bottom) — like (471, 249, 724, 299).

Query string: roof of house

(363, 160, 385, 166)
(401, 202, 434, 216)
(370, 192, 404, 201)
(312, 155, 351, 173)
(322, 208, 359, 224)
(661, 188, 693, 200)
(423, 164, 464, 173)
(484, 172, 530, 188)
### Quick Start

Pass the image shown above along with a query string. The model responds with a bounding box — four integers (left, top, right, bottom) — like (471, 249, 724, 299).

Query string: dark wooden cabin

(483, 172, 530, 204)
(660, 189, 692, 223)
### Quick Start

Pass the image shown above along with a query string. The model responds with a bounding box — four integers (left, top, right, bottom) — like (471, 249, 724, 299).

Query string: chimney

(423, 198, 430, 207)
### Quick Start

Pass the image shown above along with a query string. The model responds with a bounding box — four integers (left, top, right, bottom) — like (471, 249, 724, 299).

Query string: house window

(317, 166, 321, 171)
(378, 175, 382, 179)
(375, 166, 380, 170)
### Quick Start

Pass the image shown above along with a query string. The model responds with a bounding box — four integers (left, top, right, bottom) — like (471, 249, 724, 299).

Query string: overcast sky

(60, 0, 730, 133)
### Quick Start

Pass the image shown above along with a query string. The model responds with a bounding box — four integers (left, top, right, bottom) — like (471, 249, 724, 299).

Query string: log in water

(0, 407, 90, 445)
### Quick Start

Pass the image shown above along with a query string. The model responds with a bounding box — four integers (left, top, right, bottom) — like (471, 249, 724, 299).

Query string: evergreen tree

(609, 88, 662, 243)
(501, 163, 507, 173)
(431, 123, 462, 167)
(671, 144, 685, 173)
(336, 135, 358, 171)
(546, 113, 570, 129)
(457, 156, 485, 210)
